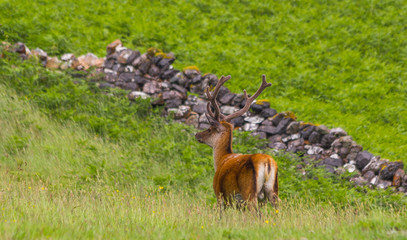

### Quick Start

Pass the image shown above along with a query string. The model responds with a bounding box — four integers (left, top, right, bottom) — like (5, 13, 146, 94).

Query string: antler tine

(205, 75, 231, 121)
(224, 74, 272, 122)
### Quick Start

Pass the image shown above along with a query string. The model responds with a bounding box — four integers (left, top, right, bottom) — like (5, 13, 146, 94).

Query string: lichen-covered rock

(183, 66, 200, 79)
(143, 81, 161, 94)
(379, 161, 404, 181)
(350, 176, 368, 186)
(305, 145, 324, 155)
(32, 48, 48, 61)
(192, 101, 207, 114)
(392, 168, 405, 187)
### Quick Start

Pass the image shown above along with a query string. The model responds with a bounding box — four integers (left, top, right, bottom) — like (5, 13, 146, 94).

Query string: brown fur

(196, 121, 279, 209)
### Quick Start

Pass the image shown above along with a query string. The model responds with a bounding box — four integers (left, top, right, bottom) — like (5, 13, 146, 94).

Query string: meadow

(1, 0, 407, 239)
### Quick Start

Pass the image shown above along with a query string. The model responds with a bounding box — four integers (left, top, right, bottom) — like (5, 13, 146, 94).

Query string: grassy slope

(1, 0, 406, 161)
(1, 74, 407, 239)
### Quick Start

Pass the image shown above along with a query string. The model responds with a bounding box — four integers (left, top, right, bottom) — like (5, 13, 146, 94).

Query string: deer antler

(205, 75, 231, 121)
(224, 75, 272, 122)
(205, 74, 272, 123)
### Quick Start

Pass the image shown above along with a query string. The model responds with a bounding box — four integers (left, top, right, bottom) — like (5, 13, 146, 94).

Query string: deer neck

(213, 125, 233, 171)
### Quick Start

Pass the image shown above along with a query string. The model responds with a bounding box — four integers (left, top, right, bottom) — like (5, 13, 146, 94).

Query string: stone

(148, 64, 160, 77)
(219, 93, 236, 105)
(107, 39, 122, 55)
(322, 157, 343, 167)
(192, 101, 207, 114)
(260, 108, 277, 118)
(379, 161, 404, 181)
(308, 131, 322, 144)
(31, 48, 48, 61)
(61, 53, 75, 61)
(367, 160, 388, 174)
(77, 53, 100, 70)
(321, 133, 336, 149)
(162, 90, 183, 100)
(346, 144, 363, 162)
(338, 147, 350, 159)
(244, 116, 264, 124)
(183, 68, 200, 79)
(330, 128, 348, 137)
(134, 76, 148, 86)
(171, 105, 191, 119)
(392, 168, 405, 187)
(45, 56, 61, 69)
(122, 82, 139, 91)
(199, 114, 209, 124)
(268, 142, 287, 150)
(258, 125, 277, 135)
(143, 81, 161, 94)
(98, 83, 114, 89)
(157, 57, 175, 69)
(261, 119, 273, 126)
(165, 99, 183, 109)
(118, 49, 139, 65)
(300, 125, 316, 140)
(128, 91, 150, 100)
(242, 123, 258, 131)
(221, 106, 238, 115)
(344, 163, 357, 173)
(172, 84, 188, 96)
(286, 121, 300, 134)
(252, 132, 267, 139)
(250, 103, 266, 114)
(231, 93, 245, 106)
(125, 65, 135, 73)
(377, 180, 392, 189)
(268, 135, 283, 143)
(14, 42, 28, 54)
(270, 113, 284, 126)
(306, 145, 324, 155)
(363, 170, 376, 182)
(316, 125, 330, 135)
(119, 72, 137, 82)
(350, 176, 368, 186)
(138, 58, 152, 74)
(329, 153, 340, 159)
(161, 69, 179, 80)
(370, 176, 379, 185)
(185, 112, 199, 128)
(230, 116, 244, 128)
(355, 151, 374, 171)
(287, 138, 304, 152)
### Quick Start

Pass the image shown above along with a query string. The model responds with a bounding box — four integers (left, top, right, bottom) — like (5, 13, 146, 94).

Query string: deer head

(195, 74, 272, 148)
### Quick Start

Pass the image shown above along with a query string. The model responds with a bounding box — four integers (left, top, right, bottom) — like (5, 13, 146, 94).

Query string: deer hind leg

(264, 168, 279, 208)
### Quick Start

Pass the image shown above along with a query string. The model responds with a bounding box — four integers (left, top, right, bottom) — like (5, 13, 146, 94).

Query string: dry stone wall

(2, 40, 407, 195)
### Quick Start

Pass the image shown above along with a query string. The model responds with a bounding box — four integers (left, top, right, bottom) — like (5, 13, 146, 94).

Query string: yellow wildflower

(265, 220, 269, 224)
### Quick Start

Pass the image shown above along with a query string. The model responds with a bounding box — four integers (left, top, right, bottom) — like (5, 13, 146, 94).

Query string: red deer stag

(195, 74, 279, 211)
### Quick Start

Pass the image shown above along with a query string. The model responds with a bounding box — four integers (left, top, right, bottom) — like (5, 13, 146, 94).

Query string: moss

(281, 111, 297, 120)
(183, 65, 200, 72)
(147, 47, 162, 57)
(255, 99, 270, 105)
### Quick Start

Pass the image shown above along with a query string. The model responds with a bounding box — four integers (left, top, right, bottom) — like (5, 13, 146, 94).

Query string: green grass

(0, 53, 407, 238)
(1, 0, 407, 238)
(1, 0, 406, 161)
